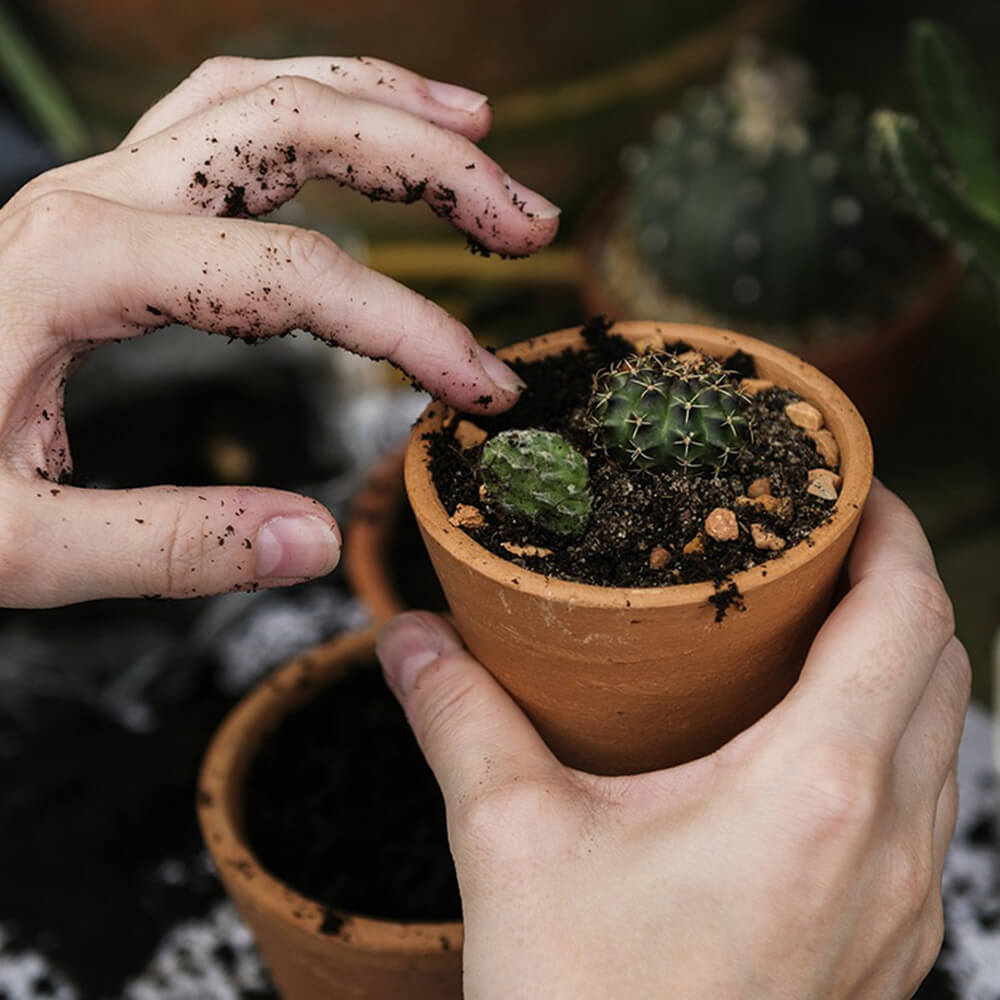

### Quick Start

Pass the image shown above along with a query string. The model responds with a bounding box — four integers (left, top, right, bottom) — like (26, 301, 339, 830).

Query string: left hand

(0, 56, 558, 607)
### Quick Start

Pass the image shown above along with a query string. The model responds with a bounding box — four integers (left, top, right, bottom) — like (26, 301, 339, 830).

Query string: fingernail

(256, 515, 340, 579)
(426, 79, 488, 113)
(476, 345, 526, 394)
(503, 174, 561, 220)
(376, 614, 454, 697)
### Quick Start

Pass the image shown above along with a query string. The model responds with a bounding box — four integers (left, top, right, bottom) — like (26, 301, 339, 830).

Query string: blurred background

(1, 1, 999, 997)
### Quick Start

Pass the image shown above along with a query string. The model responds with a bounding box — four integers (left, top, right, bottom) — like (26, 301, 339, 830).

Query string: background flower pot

(343, 448, 410, 624)
(343, 445, 449, 623)
(198, 627, 463, 1000)
(405, 321, 874, 775)
(575, 193, 961, 435)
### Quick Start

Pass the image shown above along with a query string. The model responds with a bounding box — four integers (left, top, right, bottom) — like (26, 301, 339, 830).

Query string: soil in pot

(243, 658, 459, 926)
(427, 317, 840, 597)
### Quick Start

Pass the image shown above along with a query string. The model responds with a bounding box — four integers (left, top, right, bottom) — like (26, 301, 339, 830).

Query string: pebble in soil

(427, 319, 840, 590)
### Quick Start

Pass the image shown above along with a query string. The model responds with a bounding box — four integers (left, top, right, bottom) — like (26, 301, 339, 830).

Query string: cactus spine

(480, 429, 592, 537)
(589, 352, 751, 472)
(870, 20, 1000, 281)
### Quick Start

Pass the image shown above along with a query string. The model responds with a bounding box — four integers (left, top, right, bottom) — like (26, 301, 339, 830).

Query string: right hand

(377, 481, 970, 999)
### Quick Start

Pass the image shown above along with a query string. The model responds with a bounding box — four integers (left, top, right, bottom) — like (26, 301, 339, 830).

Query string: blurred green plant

(870, 19, 1000, 283)
(0, 3, 89, 160)
(621, 40, 911, 326)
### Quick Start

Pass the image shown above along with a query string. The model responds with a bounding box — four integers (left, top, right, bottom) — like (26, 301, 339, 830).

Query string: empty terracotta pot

(198, 628, 463, 1000)
(405, 321, 874, 775)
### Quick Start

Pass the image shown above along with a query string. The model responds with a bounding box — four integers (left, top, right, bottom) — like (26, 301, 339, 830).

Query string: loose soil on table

(244, 660, 460, 925)
(0, 690, 233, 998)
(428, 319, 839, 592)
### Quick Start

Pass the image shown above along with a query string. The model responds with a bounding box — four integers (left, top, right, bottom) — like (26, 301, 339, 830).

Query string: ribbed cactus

(870, 20, 1000, 281)
(480, 429, 592, 537)
(589, 352, 751, 472)
(622, 41, 908, 324)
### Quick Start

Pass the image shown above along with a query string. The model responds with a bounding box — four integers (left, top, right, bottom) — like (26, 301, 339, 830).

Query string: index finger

(781, 480, 955, 758)
(122, 55, 492, 146)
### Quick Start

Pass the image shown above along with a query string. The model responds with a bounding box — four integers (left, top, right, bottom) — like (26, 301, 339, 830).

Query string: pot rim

(197, 626, 464, 954)
(405, 320, 873, 609)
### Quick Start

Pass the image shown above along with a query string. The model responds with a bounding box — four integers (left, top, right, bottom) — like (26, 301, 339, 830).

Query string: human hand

(376, 481, 970, 999)
(0, 56, 558, 607)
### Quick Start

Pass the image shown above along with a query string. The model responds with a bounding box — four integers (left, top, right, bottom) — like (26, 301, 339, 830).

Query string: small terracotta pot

(405, 321, 873, 776)
(343, 449, 410, 623)
(198, 628, 463, 1000)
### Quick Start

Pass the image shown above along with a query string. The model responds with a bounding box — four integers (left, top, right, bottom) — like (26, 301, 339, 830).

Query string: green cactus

(480, 429, 592, 537)
(589, 351, 751, 472)
(622, 41, 909, 325)
(870, 20, 1000, 281)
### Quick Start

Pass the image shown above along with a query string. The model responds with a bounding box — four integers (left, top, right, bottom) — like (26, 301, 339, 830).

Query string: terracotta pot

(343, 449, 409, 623)
(198, 627, 463, 1000)
(405, 321, 873, 776)
(576, 197, 960, 434)
(343, 447, 449, 623)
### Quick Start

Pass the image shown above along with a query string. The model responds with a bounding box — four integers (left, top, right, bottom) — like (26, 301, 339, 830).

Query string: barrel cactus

(481, 429, 592, 537)
(621, 40, 910, 325)
(870, 20, 1000, 284)
(589, 351, 751, 472)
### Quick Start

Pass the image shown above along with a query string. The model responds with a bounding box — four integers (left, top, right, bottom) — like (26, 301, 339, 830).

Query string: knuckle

(891, 842, 935, 919)
(255, 74, 326, 118)
(943, 637, 973, 704)
(411, 656, 485, 750)
(801, 746, 886, 838)
(454, 778, 563, 859)
(889, 568, 954, 640)
(146, 506, 207, 597)
(10, 188, 102, 245)
(279, 226, 351, 286)
(189, 54, 244, 84)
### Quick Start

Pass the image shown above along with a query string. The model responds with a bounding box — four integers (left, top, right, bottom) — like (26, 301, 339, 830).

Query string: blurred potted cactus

(405, 320, 873, 775)
(580, 40, 959, 430)
(871, 19, 1000, 290)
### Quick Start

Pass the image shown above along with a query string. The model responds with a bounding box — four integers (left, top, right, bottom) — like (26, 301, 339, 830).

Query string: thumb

(0, 478, 340, 607)
(376, 611, 558, 810)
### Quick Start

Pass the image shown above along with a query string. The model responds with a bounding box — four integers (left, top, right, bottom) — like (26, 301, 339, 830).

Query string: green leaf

(870, 110, 1000, 281)
(907, 19, 1000, 221)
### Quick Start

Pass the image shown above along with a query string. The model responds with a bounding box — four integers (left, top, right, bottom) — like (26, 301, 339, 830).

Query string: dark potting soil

(428, 318, 840, 591)
(243, 659, 460, 924)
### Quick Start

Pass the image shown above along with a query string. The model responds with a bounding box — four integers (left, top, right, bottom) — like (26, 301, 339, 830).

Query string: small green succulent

(870, 20, 1000, 283)
(480, 429, 592, 537)
(589, 351, 751, 472)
